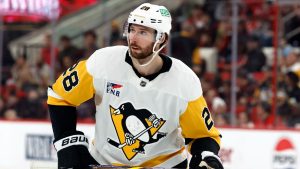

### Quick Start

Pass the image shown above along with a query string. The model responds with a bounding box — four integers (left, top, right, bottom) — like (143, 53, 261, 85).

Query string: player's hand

(53, 131, 99, 169)
(190, 151, 223, 169)
(125, 133, 135, 145)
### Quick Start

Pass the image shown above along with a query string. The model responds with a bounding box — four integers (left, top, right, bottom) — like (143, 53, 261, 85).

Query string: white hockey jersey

(48, 46, 221, 168)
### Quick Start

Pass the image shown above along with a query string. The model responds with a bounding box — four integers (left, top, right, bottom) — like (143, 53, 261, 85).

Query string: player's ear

(158, 33, 168, 44)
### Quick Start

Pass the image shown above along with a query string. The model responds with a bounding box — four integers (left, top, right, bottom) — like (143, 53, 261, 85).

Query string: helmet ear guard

(157, 33, 168, 48)
(156, 32, 165, 42)
(122, 21, 129, 38)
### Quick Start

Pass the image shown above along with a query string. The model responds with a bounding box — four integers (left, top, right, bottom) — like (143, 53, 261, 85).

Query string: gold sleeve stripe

(52, 60, 95, 106)
(47, 96, 75, 106)
(111, 147, 185, 167)
(180, 96, 221, 145)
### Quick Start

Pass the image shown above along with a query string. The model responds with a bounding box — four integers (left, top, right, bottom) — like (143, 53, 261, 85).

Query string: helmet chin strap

(129, 40, 166, 67)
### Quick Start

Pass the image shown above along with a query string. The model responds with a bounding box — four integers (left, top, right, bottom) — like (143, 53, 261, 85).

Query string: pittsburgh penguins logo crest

(107, 102, 167, 160)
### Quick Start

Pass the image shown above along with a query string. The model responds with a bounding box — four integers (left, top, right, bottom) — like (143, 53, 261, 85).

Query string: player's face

(128, 24, 155, 60)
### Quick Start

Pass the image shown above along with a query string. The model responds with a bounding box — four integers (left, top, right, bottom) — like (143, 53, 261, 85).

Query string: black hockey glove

(189, 151, 223, 169)
(53, 131, 99, 169)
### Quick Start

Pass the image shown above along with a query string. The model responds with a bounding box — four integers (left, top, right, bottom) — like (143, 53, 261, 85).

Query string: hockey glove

(190, 151, 224, 169)
(53, 131, 99, 169)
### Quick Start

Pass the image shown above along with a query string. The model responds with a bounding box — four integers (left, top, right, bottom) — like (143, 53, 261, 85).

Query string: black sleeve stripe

(48, 104, 77, 140)
(190, 137, 220, 155)
(185, 138, 193, 145)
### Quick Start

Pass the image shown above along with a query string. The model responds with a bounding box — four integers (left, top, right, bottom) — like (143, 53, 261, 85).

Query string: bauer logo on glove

(54, 134, 89, 152)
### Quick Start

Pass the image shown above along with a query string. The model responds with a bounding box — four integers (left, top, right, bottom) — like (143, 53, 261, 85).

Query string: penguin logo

(107, 102, 167, 160)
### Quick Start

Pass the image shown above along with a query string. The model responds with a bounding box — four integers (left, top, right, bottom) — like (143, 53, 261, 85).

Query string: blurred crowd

(1, 0, 300, 129)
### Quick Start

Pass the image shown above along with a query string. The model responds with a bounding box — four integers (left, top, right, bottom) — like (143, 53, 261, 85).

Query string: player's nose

(129, 32, 139, 42)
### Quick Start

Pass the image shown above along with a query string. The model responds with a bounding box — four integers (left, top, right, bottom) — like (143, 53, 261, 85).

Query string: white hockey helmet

(126, 3, 172, 41)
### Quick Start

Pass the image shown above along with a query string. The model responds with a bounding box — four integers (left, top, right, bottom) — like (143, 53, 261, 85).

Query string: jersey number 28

(62, 63, 79, 92)
(202, 107, 214, 130)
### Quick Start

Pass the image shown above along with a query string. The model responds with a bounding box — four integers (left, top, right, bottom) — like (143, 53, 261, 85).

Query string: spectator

(211, 96, 229, 127)
(243, 35, 267, 72)
(109, 21, 122, 45)
(212, 96, 227, 114)
(188, 4, 210, 33)
(191, 45, 207, 77)
(279, 38, 293, 67)
(217, 81, 231, 104)
(237, 20, 249, 55)
(61, 55, 75, 72)
(284, 50, 300, 77)
(5, 90, 19, 109)
(78, 30, 99, 60)
(16, 89, 47, 119)
(252, 18, 273, 47)
(171, 21, 197, 68)
(215, 21, 231, 63)
(31, 55, 51, 93)
(276, 90, 292, 126)
(236, 95, 248, 115)
(285, 71, 300, 103)
(3, 109, 18, 120)
(198, 33, 213, 47)
(214, 113, 228, 127)
(287, 107, 300, 128)
(214, 0, 231, 21)
(237, 111, 254, 128)
(58, 35, 79, 68)
(40, 33, 59, 66)
(11, 54, 37, 91)
(252, 101, 274, 128)
(193, 53, 206, 77)
(171, 0, 194, 32)
(236, 70, 252, 97)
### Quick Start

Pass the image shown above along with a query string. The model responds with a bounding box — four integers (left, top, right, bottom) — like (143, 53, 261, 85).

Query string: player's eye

(129, 28, 135, 33)
(140, 31, 147, 36)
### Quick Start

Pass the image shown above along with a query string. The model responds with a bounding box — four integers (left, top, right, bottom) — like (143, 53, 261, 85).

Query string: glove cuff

(54, 134, 89, 152)
(201, 151, 222, 166)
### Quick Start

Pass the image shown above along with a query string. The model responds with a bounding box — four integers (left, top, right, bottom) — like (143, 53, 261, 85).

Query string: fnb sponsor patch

(107, 82, 123, 97)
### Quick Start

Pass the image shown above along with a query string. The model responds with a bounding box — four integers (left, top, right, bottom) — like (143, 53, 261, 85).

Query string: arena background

(0, 0, 300, 168)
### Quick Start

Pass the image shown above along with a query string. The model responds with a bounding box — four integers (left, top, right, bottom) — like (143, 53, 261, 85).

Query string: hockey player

(47, 3, 224, 169)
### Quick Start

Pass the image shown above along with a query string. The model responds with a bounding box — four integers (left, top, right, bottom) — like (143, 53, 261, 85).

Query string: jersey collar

(125, 51, 172, 81)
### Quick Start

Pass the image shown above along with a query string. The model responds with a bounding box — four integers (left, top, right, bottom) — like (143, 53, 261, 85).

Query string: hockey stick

(107, 125, 154, 149)
(89, 165, 163, 169)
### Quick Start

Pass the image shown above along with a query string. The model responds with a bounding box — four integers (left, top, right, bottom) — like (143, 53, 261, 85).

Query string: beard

(129, 42, 153, 60)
